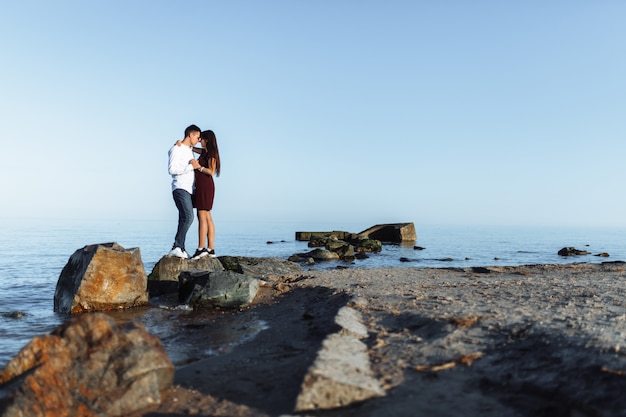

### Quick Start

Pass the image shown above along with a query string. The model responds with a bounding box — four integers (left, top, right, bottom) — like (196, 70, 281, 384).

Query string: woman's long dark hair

(201, 130, 221, 177)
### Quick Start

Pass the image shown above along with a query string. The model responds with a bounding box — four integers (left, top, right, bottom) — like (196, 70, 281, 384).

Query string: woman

(190, 130, 221, 259)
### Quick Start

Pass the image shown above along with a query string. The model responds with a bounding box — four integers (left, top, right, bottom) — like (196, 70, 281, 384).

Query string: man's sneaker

(191, 248, 209, 260)
(207, 249, 217, 258)
(168, 247, 187, 259)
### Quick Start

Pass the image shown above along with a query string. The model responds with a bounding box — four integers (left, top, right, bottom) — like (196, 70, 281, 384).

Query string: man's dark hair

(184, 124, 201, 138)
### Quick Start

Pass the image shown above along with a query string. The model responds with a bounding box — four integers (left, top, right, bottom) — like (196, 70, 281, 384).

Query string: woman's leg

(197, 210, 209, 249)
(207, 210, 215, 250)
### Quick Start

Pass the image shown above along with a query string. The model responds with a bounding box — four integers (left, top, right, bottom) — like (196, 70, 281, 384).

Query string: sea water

(1, 217, 625, 367)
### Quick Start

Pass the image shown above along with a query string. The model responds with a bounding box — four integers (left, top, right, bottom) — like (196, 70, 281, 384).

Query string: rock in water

(183, 270, 260, 309)
(0, 313, 174, 417)
(54, 242, 149, 314)
(558, 247, 591, 256)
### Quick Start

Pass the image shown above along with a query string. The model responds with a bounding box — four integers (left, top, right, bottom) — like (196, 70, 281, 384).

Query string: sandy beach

(135, 262, 626, 417)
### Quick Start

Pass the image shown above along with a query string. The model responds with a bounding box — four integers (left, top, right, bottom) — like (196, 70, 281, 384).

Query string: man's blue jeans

(172, 188, 194, 251)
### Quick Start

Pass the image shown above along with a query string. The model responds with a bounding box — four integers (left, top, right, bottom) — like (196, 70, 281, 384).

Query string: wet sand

(137, 262, 626, 417)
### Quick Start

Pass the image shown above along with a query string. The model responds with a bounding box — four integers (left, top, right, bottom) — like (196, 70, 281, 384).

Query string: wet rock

(595, 252, 610, 257)
(147, 280, 180, 298)
(352, 237, 382, 253)
(183, 271, 260, 309)
(54, 243, 149, 314)
(325, 240, 355, 260)
(307, 238, 329, 248)
(1, 312, 26, 319)
(0, 313, 174, 417)
(558, 247, 591, 256)
(298, 248, 341, 261)
(305, 237, 361, 260)
(177, 269, 211, 303)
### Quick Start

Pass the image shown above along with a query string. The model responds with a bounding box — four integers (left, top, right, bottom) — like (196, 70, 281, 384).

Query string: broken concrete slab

(358, 222, 417, 242)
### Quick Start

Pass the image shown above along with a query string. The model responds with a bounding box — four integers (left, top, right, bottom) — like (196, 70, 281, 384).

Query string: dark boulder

(182, 270, 260, 309)
(558, 247, 591, 256)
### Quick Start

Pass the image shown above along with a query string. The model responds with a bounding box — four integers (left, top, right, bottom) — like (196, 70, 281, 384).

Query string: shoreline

(135, 262, 626, 416)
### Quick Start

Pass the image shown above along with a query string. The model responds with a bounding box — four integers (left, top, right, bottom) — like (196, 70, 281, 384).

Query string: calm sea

(1, 218, 625, 367)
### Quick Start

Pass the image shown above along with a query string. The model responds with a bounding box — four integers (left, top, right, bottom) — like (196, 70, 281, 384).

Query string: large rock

(54, 243, 149, 314)
(0, 313, 174, 417)
(183, 270, 260, 309)
(148, 255, 224, 282)
(218, 256, 302, 281)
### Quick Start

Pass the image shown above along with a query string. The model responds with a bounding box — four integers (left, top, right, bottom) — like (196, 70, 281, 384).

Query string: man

(168, 124, 202, 258)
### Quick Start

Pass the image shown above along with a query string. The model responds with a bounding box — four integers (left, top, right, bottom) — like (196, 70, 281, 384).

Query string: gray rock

(219, 256, 302, 281)
(300, 248, 341, 261)
(288, 254, 315, 265)
(178, 269, 214, 303)
(54, 242, 149, 314)
(185, 271, 260, 309)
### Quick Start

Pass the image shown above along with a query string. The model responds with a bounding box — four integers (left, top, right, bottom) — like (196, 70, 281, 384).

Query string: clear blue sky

(1, 1, 624, 228)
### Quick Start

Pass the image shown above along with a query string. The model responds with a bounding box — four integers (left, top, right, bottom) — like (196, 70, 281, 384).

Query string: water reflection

(103, 299, 269, 366)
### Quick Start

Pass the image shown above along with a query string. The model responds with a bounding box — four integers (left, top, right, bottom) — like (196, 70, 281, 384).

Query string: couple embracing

(167, 124, 221, 260)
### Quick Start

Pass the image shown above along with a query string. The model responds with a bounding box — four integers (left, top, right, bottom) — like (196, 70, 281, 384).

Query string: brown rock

(0, 313, 174, 417)
(54, 243, 149, 314)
